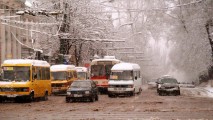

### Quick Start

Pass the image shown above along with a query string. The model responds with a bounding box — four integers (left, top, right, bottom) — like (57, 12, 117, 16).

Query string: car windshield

(51, 71, 67, 80)
(1, 66, 30, 82)
(160, 78, 178, 83)
(110, 71, 133, 80)
(71, 81, 91, 88)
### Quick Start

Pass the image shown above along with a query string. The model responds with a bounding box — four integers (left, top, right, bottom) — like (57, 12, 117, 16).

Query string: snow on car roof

(2, 59, 50, 67)
(103, 56, 116, 59)
(50, 64, 75, 71)
(111, 62, 140, 71)
(75, 67, 87, 72)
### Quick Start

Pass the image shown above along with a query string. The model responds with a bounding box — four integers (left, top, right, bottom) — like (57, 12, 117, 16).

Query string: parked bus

(89, 56, 121, 93)
(108, 62, 142, 97)
(0, 59, 51, 102)
(76, 67, 88, 80)
(50, 64, 77, 95)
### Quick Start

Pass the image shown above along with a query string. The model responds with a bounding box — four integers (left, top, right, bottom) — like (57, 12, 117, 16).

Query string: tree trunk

(205, 19, 213, 79)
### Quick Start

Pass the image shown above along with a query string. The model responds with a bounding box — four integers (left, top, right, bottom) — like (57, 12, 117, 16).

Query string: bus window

(91, 65, 105, 76)
(35, 67, 42, 80)
(105, 65, 113, 78)
(51, 71, 67, 80)
(2, 66, 30, 81)
(73, 71, 77, 78)
(46, 68, 50, 80)
(110, 71, 133, 80)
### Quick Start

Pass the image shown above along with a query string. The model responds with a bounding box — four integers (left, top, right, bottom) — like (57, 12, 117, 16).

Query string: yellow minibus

(0, 59, 51, 102)
(50, 64, 77, 95)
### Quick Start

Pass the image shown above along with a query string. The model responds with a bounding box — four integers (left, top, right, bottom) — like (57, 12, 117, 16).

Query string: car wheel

(158, 91, 163, 96)
(90, 96, 95, 102)
(95, 94, 99, 101)
(66, 98, 70, 103)
(177, 91, 181, 96)
(108, 93, 113, 98)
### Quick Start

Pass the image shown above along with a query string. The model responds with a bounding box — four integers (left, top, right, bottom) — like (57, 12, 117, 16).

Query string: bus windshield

(110, 71, 133, 80)
(91, 65, 105, 77)
(51, 72, 67, 80)
(77, 72, 87, 79)
(1, 66, 30, 82)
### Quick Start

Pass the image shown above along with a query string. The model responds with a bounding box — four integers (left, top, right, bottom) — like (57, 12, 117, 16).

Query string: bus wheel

(42, 92, 48, 101)
(27, 93, 34, 102)
(138, 88, 142, 95)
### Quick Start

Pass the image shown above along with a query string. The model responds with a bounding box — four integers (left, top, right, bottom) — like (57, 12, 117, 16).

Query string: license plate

(74, 94, 82, 97)
(115, 88, 125, 90)
(52, 89, 59, 92)
(7, 94, 17, 98)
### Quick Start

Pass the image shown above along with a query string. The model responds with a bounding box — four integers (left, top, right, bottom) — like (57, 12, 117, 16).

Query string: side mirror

(135, 76, 137, 80)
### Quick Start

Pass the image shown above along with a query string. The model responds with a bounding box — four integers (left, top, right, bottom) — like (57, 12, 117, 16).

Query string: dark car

(156, 76, 180, 96)
(66, 80, 99, 102)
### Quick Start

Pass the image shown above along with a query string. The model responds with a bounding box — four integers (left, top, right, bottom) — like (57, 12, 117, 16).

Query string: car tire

(158, 91, 163, 96)
(95, 94, 99, 101)
(177, 91, 181, 96)
(66, 98, 70, 103)
(108, 93, 113, 98)
(90, 96, 95, 102)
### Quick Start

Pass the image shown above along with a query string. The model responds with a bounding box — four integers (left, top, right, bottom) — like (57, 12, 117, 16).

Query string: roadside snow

(182, 80, 213, 98)
(203, 84, 213, 98)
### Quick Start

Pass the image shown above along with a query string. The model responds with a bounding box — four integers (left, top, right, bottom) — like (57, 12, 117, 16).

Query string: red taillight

(62, 82, 70, 87)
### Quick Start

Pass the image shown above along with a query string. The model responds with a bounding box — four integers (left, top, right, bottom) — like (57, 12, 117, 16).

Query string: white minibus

(108, 62, 142, 97)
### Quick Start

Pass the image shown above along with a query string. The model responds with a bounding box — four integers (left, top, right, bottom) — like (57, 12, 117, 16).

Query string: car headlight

(67, 91, 71, 95)
(85, 91, 90, 94)
(158, 84, 161, 88)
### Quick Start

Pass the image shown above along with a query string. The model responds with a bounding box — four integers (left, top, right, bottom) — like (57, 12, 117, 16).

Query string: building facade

(0, 0, 34, 65)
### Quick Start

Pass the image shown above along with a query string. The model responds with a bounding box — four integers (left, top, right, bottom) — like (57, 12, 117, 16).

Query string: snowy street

(1, 84, 213, 120)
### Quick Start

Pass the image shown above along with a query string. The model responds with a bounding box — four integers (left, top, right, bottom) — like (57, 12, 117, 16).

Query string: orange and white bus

(89, 56, 121, 93)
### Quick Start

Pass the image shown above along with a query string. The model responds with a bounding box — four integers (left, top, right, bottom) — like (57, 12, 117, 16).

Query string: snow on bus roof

(92, 58, 120, 62)
(92, 56, 120, 62)
(111, 62, 140, 71)
(104, 56, 116, 59)
(2, 59, 50, 67)
(50, 64, 75, 71)
(75, 67, 87, 72)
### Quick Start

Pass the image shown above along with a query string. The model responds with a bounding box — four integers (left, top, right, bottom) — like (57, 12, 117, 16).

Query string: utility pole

(58, 0, 70, 64)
